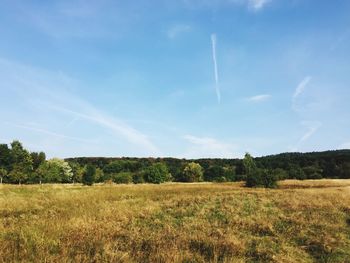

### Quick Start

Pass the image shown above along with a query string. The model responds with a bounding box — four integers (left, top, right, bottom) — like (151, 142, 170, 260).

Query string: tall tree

(82, 164, 96, 186)
(143, 163, 171, 184)
(182, 162, 203, 182)
(0, 167, 7, 184)
(31, 152, 46, 170)
(243, 153, 257, 176)
(0, 144, 11, 170)
(8, 141, 33, 184)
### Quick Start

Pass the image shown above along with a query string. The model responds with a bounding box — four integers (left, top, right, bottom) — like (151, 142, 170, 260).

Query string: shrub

(132, 173, 145, 184)
(204, 165, 225, 182)
(143, 163, 171, 184)
(272, 168, 288, 180)
(82, 164, 95, 186)
(215, 176, 227, 183)
(113, 172, 133, 184)
(223, 166, 236, 182)
(246, 168, 278, 188)
(246, 168, 263, 188)
(182, 162, 203, 182)
(262, 170, 278, 188)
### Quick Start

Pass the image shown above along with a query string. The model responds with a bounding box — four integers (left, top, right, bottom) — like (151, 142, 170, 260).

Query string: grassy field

(1, 180, 350, 262)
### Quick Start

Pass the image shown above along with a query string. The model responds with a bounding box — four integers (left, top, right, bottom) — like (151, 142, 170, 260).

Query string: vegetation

(244, 153, 278, 188)
(182, 162, 203, 182)
(82, 164, 95, 186)
(1, 140, 350, 187)
(1, 181, 350, 262)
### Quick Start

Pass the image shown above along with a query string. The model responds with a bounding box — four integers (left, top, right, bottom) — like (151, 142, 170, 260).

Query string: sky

(0, 0, 350, 159)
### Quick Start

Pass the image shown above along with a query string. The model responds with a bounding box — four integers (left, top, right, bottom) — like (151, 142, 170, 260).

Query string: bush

(288, 165, 306, 180)
(223, 167, 236, 182)
(215, 176, 227, 183)
(143, 163, 171, 184)
(182, 162, 203, 182)
(113, 172, 133, 184)
(82, 165, 95, 186)
(246, 168, 278, 188)
(262, 170, 278, 188)
(204, 165, 225, 182)
(272, 168, 288, 180)
(246, 168, 263, 187)
(132, 173, 145, 184)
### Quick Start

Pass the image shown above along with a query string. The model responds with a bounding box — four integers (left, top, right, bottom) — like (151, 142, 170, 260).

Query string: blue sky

(0, 0, 350, 158)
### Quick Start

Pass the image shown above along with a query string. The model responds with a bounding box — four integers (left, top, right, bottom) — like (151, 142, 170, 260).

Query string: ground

(1, 180, 350, 262)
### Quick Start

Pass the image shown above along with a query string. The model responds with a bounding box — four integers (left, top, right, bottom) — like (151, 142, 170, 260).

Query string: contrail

(211, 33, 221, 104)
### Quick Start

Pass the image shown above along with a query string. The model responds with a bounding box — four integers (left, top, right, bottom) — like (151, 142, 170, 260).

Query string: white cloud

(339, 142, 350, 149)
(184, 0, 272, 11)
(6, 123, 96, 144)
(0, 58, 159, 156)
(183, 135, 236, 158)
(247, 94, 271, 102)
(248, 0, 271, 10)
(293, 76, 312, 99)
(299, 121, 322, 142)
(49, 105, 159, 154)
(211, 33, 221, 104)
(290, 121, 322, 151)
(167, 24, 192, 39)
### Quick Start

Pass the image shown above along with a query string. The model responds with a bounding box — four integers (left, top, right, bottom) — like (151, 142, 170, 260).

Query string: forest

(1, 140, 350, 185)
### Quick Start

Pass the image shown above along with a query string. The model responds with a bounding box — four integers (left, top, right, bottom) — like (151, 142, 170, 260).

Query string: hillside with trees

(1, 140, 350, 186)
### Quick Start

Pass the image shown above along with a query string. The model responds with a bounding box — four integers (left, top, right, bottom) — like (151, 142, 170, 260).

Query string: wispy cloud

(48, 105, 159, 154)
(183, 0, 272, 11)
(211, 33, 221, 104)
(293, 76, 312, 99)
(292, 76, 312, 112)
(183, 135, 236, 158)
(0, 58, 159, 156)
(247, 94, 271, 102)
(299, 121, 322, 142)
(167, 24, 192, 39)
(6, 123, 96, 144)
(339, 142, 350, 149)
(290, 121, 322, 151)
(248, 0, 271, 11)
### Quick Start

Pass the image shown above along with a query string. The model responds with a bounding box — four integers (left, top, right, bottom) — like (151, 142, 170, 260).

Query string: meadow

(1, 180, 350, 262)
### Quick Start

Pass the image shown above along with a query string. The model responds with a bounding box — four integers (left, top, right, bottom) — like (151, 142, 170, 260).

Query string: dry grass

(1, 180, 350, 262)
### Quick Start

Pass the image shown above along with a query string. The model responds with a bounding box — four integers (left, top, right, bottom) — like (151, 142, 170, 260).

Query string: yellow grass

(1, 180, 350, 262)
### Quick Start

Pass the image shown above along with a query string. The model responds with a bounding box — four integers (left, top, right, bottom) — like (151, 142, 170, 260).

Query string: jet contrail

(211, 33, 221, 104)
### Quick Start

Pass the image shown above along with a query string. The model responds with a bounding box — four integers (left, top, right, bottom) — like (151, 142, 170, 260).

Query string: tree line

(1, 140, 350, 187)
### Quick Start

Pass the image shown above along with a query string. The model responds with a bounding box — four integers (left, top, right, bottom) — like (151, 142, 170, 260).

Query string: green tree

(244, 153, 277, 188)
(262, 169, 278, 188)
(0, 144, 11, 170)
(182, 162, 203, 182)
(94, 168, 104, 183)
(243, 153, 257, 175)
(204, 165, 225, 182)
(8, 168, 27, 185)
(245, 168, 263, 187)
(0, 167, 7, 184)
(143, 163, 171, 184)
(82, 164, 95, 186)
(37, 159, 73, 184)
(303, 165, 323, 179)
(288, 165, 306, 180)
(272, 168, 288, 180)
(68, 162, 83, 183)
(112, 172, 133, 184)
(8, 140, 33, 183)
(31, 152, 46, 171)
(132, 173, 145, 184)
(224, 166, 236, 182)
